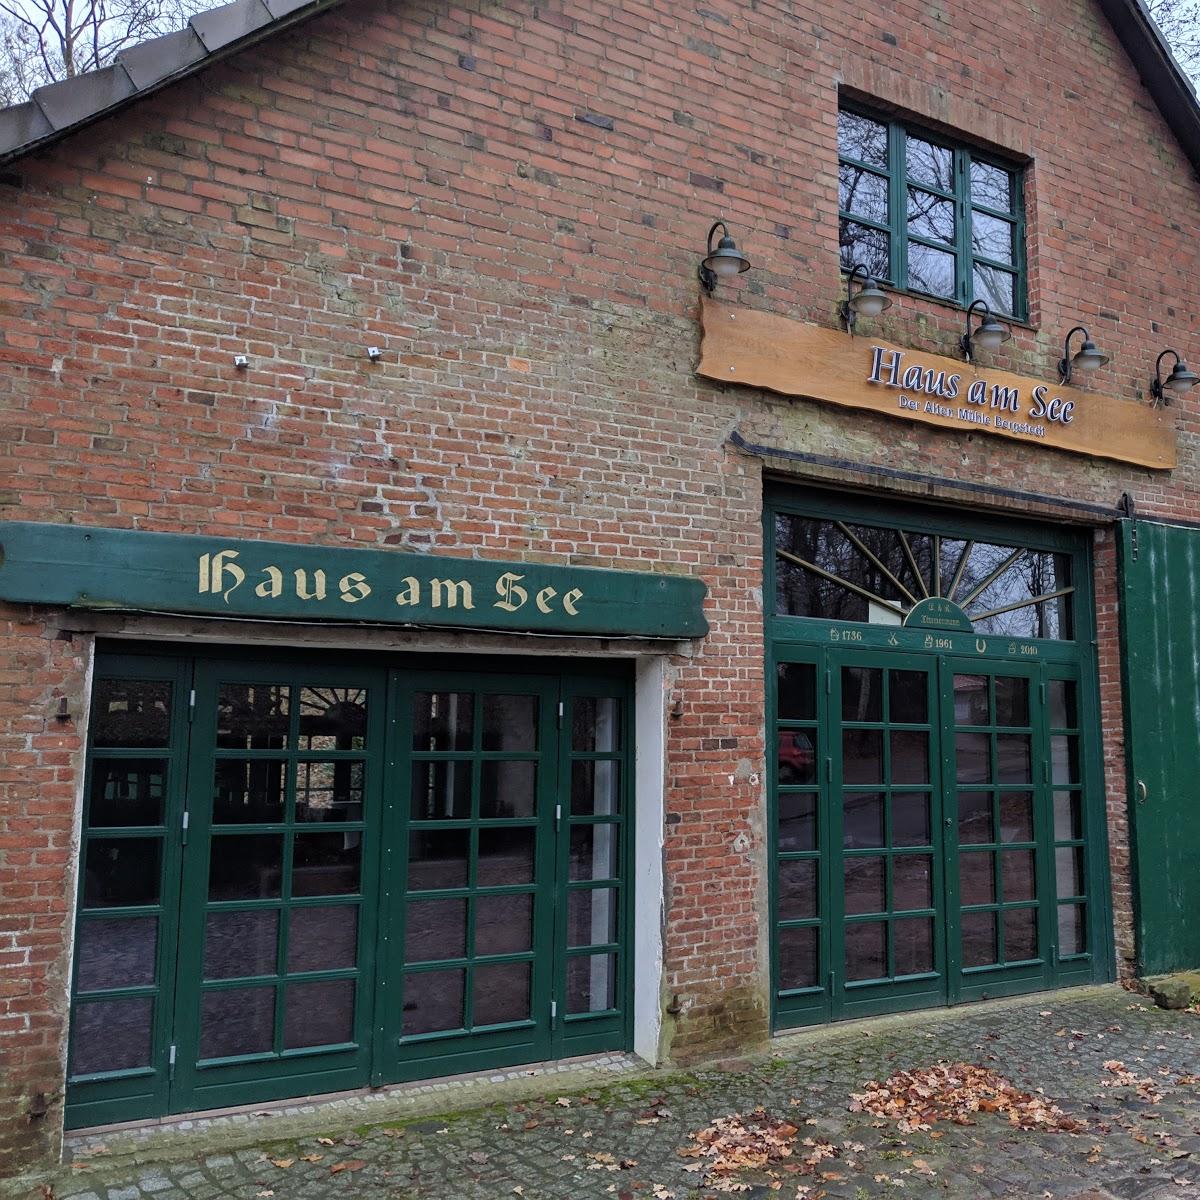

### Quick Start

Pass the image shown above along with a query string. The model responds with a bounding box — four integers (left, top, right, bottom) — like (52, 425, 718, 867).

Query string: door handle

(1136, 779, 1147, 805)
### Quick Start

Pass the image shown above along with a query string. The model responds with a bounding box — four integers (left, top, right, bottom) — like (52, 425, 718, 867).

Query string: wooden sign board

(0, 522, 709, 639)
(697, 298, 1175, 470)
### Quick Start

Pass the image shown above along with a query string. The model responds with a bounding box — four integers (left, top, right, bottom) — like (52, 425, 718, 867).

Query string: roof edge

(0, 0, 345, 167)
(1095, 0, 1200, 177)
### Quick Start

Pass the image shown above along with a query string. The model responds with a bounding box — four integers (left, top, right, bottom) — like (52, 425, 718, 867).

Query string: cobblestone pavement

(41, 988, 1200, 1200)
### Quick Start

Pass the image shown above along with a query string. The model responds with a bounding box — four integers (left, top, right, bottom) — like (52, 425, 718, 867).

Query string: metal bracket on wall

(1118, 492, 1138, 560)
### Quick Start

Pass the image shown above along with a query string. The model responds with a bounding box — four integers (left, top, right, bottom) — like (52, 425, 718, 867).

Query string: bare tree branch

(1147, 0, 1200, 83)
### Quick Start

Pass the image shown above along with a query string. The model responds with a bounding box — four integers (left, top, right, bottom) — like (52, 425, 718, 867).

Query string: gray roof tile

(189, 0, 274, 53)
(33, 64, 136, 130)
(118, 27, 208, 91)
(0, 0, 340, 165)
(0, 102, 53, 158)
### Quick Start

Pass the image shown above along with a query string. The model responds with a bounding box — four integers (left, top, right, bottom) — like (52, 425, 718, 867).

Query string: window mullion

(889, 121, 906, 289)
(956, 150, 971, 306)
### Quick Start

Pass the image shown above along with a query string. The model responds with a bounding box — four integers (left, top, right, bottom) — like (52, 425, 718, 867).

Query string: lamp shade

(703, 234, 751, 277)
(849, 280, 891, 317)
(1071, 338, 1109, 371)
(1164, 359, 1200, 395)
(972, 316, 1011, 350)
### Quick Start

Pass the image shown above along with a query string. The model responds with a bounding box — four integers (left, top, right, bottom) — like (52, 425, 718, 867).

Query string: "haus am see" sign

(0, 522, 709, 639)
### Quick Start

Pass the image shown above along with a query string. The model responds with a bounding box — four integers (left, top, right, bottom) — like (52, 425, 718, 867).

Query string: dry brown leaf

(329, 1159, 366, 1174)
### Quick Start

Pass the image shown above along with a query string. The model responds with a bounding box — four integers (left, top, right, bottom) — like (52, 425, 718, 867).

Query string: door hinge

(168, 1043, 177, 1082)
(188, 689, 196, 722)
(181, 810, 190, 845)
(550, 999, 558, 1028)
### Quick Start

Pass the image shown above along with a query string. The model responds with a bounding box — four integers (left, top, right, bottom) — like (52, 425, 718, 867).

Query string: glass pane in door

(70, 673, 177, 1089)
(402, 688, 542, 1036)
(838, 665, 938, 989)
(193, 680, 370, 1068)
(951, 671, 1041, 972)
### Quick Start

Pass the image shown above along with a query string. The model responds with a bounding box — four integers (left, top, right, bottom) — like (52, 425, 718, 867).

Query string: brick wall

(0, 612, 90, 1173)
(2, 0, 1198, 1171)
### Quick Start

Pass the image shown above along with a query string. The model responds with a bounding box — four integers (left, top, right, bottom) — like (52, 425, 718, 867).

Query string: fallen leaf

(555, 1097, 572, 1107)
(269, 1159, 293, 1170)
(317, 1137, 335, 1146)
(329, 1159, 366, 1174)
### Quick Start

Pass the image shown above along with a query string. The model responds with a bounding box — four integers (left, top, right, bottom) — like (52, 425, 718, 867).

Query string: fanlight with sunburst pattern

(774, 514, 1074, 639)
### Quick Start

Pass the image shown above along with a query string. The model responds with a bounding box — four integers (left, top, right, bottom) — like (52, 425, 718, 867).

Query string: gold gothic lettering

(195, 553, 586, 620)
(294, 569, 327, 601)
(198, 550, 244, 603)
(494, 571, 528, 612)
(339, 572, 371, 603)
(430, 578, 474, 609)
(395, 576, 421, 606)
(255, 566, 283, 598)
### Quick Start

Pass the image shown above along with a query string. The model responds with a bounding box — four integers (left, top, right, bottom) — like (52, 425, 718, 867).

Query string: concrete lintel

(56, 611, 695, 660)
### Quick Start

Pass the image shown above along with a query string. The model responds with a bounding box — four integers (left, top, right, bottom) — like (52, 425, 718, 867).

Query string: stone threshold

(64, 1052, 648, 1172)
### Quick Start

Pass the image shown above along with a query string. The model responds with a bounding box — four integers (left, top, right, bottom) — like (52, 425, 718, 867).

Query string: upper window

(838, 108, 1026, 320)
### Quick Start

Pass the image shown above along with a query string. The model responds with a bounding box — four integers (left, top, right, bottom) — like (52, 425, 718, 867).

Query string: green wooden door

(65, 655, 191, 1130)
(67, 652, 633, 1129)
(170, 660, 384, 1113)
(772, 645, 1104, 1028)
(1118, 518, 1200, 975)
(380, 670, 632, 1080)
(831, 650, 946, 1018)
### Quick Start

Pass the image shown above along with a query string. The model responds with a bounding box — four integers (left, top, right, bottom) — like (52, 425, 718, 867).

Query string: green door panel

(1119, 519, 1200, 975)
(65, 654, 191, 1129)
(171, 660, 384, 1114)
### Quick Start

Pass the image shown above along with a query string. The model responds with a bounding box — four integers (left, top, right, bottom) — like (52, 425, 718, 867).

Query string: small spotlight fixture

(367, 346, 383, 361)
(959, 298, 1011, 362)
(839, 262, 891, 334)
(698, 220, 751, 295)
(233, 354, 249, 369)
(1058, 325, 1109, 385)
(1150, 348, 1199, 406)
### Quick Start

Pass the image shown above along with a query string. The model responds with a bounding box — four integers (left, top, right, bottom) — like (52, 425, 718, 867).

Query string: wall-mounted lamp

(1058, 325, 1109, 385)
(1150, 349, 1198, 406)
(959, 298, 1011, 362)
(839, 262, 891, 334)
(698, 220, 751, 295)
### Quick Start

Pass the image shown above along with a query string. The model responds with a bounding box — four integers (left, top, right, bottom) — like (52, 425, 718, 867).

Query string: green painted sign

(0, 522, 709, 638)
(903, 597, 974, 632)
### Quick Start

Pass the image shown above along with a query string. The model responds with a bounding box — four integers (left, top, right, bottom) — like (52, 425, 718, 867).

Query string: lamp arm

(1155, 348, 1181, 383)
(1059, 325, 1090, 385)
(706, 221, 729, 256)
(958, 298, 992, 361)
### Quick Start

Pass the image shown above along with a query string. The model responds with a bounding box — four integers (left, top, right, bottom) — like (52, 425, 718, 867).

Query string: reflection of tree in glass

(838, 111, 888, 166)
(906, 139, 954, 191)
(777, 519, 1072, 641)
(839, 220, 889, 280)
(907, 187, 955, 245)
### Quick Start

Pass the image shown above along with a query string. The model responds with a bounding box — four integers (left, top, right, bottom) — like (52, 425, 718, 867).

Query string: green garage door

(768, 489, 1112, 1029)
(66, 649, 632, 1129)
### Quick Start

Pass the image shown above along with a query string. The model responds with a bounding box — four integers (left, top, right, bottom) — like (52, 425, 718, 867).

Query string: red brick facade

(2, 0, 1198, 1174)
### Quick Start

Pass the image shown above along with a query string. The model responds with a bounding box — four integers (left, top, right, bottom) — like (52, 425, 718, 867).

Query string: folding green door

(67, 650, 633, 1130)
(768, 487, 1110, 1031)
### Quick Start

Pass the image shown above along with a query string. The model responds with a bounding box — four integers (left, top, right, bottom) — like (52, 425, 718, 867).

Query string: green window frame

(838, 105, 1028, 321)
